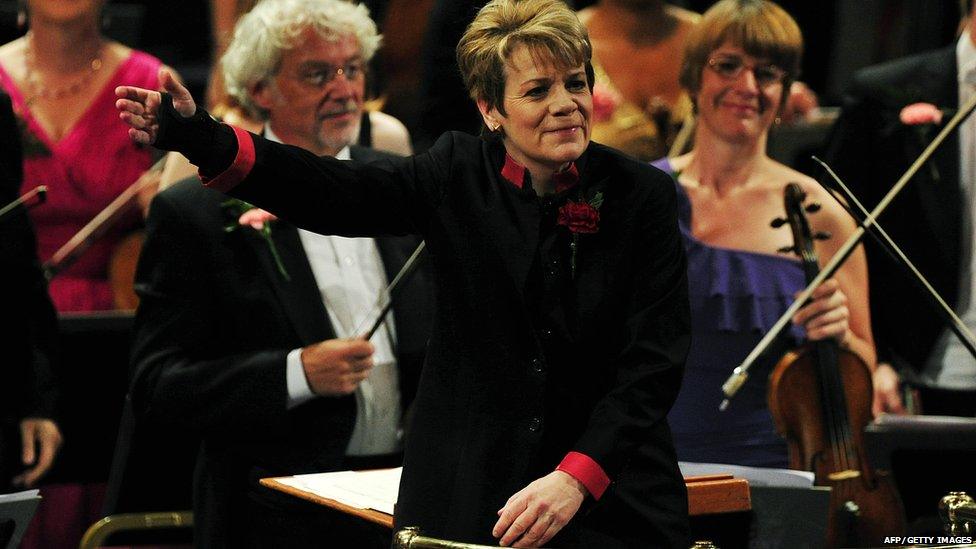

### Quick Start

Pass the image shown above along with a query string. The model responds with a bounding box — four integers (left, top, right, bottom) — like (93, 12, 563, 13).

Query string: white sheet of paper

(278, 467, 402, 515)
(0, 489, 39, 504)
(679, 461, 815, 488)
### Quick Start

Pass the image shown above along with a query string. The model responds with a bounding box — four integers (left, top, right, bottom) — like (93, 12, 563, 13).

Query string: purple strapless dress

(653, 158, 805, 468)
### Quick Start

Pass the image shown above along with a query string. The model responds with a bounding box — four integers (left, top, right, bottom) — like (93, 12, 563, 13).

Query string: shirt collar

(263, 124, 351, 160)
(500, 153, 580, 194)
(957, 30, 976, 84)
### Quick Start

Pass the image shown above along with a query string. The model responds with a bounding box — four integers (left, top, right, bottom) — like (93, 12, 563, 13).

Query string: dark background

(0, 0, 968, 105)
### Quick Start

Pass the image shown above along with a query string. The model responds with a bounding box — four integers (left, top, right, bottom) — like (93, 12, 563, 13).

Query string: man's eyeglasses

(706, 55, 786, 87)
(298, 60, 365, 88)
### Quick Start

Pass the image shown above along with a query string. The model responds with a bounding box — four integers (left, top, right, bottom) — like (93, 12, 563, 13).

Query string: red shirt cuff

(200, 125, 255, 192)
(556, 451, 610, 500)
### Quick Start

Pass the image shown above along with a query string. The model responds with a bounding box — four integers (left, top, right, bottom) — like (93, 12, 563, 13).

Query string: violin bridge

(828, 470, 861, 481)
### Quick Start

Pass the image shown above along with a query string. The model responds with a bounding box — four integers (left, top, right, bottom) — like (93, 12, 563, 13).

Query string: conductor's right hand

(115, 68, 196, 145)
(300, 339, 375, 396)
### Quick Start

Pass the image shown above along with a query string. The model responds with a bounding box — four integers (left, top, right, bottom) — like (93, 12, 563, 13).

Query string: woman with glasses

(653, 0, 885, 468)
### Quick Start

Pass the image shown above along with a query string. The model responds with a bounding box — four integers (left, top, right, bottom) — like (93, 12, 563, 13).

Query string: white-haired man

(128, 1, 431, 547)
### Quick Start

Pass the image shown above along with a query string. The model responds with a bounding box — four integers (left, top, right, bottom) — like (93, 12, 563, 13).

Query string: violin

(767, 183, 905, 547)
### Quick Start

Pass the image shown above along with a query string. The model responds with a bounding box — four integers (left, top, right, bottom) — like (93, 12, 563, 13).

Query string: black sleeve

(572, 171, 691, 476)
(0, 92, 59, 423)
(153, 94, 237, 176)
(227, 131, 457, 238)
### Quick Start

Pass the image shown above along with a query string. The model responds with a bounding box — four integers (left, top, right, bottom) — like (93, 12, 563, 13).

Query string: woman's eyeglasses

(706, 55, 786, 87)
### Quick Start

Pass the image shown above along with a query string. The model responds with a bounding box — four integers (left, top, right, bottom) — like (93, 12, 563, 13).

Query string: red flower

(558, 200, 600, 234)
(900, 102, 943, 125)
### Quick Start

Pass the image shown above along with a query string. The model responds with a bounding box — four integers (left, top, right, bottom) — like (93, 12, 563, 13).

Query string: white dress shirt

(268, 126, 403, 454)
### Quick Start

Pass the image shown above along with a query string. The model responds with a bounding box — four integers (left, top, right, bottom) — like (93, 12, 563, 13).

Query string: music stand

(865, 415, 976, 533)
(680, 462, 830, 549)
(0, 490, 41, 549)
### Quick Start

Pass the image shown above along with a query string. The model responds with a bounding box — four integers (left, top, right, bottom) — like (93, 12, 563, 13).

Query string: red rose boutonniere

(899, 102, 944, 125)
(238, 208, 278, 230)
(899, 102, 949, 182)
(222, 198, 291, 281)
(558, 191, 603, 278)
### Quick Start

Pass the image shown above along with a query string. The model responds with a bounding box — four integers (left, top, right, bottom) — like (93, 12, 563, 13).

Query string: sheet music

(679, 461, 815, 488)
(278, 467, 401, 515)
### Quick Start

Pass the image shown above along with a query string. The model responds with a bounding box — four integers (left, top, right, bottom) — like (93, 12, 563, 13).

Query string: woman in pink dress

(0, 0, 164, 313)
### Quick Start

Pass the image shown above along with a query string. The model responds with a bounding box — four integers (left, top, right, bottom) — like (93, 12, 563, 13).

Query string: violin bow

(43, 154, 168, 280)
(720, 90, 976, 411)
(812, 156, 976, 361)
(355, 240, 427, 341)
(0, 185, 47, 220)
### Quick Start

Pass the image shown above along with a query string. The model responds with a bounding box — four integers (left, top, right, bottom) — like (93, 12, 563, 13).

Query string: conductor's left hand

(13, 418, 62, 487)
(115, 68, 196, 145)
(492, 470, 586, 547)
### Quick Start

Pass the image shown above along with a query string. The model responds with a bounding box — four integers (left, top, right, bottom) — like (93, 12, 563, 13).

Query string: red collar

(500, 153, 579, 194)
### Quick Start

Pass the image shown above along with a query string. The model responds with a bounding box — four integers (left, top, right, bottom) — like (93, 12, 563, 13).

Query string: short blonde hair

(456, 0, 593, 117)
(222, 0, 381, 120)
(679, 0, 802, 105)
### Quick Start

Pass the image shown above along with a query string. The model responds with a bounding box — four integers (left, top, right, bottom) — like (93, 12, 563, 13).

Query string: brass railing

(393, 527, 719, 549)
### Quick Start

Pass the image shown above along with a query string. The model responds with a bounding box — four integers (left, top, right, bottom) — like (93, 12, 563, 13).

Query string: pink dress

(0, 50, 161, 312)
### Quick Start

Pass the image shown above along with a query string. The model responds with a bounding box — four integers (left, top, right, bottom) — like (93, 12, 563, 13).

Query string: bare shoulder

(576, 6, 595, 24)
(0, 38, 25, 77)
(105, 42, 169, 75)
(667, 153, 692, 175)
(105, 41, 132, 65)
(668, 5, 701, 27)
(770, 161, 854, 234)
(0, 37, 22, 57)
(368, 110, 413, 156)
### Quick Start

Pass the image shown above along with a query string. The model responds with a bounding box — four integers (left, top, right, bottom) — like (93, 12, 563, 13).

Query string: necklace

(23, 32, 104, 105)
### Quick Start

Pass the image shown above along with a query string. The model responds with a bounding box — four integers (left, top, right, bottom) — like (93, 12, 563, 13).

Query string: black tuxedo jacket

(129, 145, 432, 548)
(0, 91, 59, 485)
(224, 131, 691, 547)
(826, 47, 962, 374)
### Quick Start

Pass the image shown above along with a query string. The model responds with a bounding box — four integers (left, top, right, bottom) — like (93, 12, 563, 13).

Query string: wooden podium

(259, 472, 751, 530)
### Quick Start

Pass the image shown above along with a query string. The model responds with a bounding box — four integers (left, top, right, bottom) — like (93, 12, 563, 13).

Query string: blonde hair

(456, 0, 592, 117)
(679, 0, 802, 105)
(222, 0, 381, 120)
